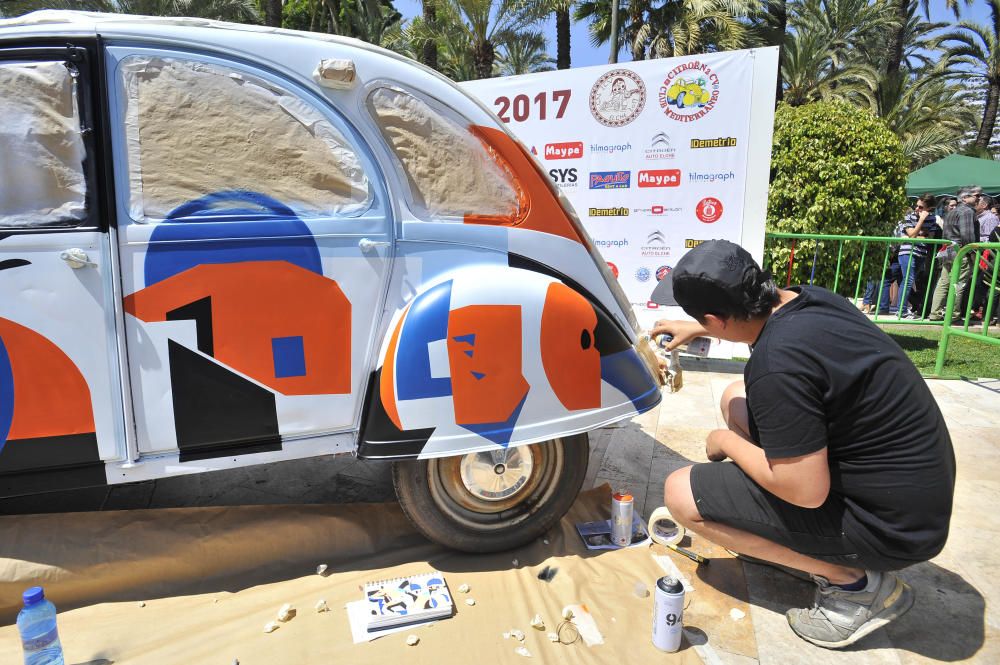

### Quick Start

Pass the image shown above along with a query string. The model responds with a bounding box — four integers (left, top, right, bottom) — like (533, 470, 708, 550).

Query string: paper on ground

(345, 599, 440, 643)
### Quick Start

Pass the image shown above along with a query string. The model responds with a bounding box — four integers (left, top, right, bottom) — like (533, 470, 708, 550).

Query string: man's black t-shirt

(745, 286, 955, 563)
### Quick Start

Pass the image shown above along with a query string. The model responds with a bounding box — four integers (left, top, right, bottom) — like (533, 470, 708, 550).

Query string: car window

(368, 86, 519, 221)
(118, 55, 370, 222)
(0, 60, 87, 228)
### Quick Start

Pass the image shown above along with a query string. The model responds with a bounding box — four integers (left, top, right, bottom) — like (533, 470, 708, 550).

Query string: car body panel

(0, 11, 660, 497)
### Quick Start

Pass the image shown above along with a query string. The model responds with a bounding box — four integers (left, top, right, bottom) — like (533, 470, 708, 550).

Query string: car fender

(358, 265, 660, 459)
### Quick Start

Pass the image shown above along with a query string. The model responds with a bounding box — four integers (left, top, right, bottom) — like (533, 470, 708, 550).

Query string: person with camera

(650, 240, 955, 649)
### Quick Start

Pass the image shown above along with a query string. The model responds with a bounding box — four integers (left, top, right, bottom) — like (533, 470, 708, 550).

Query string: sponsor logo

(656, 265, 672, 281)
(685, 238, 708, 248)
(590, 170, 631, 190)
(589, 141, 633, 155)
(544, 141, 584, 159)
(641, 230, 671, 257)
(690, 137, 737, 149)
(593, 237, 629, 249)
(646, 301, 660, 310)
(589, 207, 630, 217)
(658, 60, 720, 122)
(548, 167, 578, 188)
(638, 169, 681, 188)
(530, 145, 538, 155)
(607, 262, 619, 278)
(688, 171, 735, 184)
(633, 204, 682, 216)
(635, 267, 652, 283)
(696, 197, 724, 223)
(590, 68, 646, 127)
(645, 132, 677, 160)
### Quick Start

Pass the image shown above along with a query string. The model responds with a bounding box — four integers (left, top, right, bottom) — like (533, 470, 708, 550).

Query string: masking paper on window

(120, 57, 369, 221)
(0, 61, 87, 227)
(369, 87, 519, 220)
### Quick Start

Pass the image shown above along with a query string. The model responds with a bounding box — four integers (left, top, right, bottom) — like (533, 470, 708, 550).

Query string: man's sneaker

(786, 571, 914, 649)
(928, 313, 944, 321)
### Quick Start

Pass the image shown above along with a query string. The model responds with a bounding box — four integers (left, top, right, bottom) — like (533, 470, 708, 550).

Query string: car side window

(0, 60, 88, 228)
(367, 86, 519, 221)
(118, 55, 370, 222)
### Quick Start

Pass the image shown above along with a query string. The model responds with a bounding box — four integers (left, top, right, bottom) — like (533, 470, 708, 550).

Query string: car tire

(676, 92, 687, 109)
(392, 434, 589, 553)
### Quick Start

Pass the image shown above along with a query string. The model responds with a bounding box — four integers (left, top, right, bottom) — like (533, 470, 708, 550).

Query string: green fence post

(873, 244, 891, 320)
(833, 240, 844, 294)
(922, 242, 938, 320)
(984, 255, 1000, 336)
(934, 249, 965, 376)
(854, 241, 868, 307)
(964, 250, 983, 331)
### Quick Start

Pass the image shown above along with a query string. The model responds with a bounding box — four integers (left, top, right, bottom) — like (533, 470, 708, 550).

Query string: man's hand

(650, 319, 709, 351)
(705, 429, 729, 462)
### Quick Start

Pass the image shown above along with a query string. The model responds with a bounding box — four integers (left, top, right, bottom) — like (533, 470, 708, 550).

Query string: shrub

(766, 101, 908, 295)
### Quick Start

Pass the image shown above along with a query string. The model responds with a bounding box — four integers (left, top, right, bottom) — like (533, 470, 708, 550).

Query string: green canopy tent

(906, 154, 1000, 197)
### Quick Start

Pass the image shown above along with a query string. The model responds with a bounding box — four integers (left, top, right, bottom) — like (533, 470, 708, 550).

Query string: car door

(0, 42, 124, 495)
(104, 45, 392, 463)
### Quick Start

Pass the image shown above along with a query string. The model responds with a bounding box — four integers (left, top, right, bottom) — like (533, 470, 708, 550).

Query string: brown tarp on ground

(0, 486, 755, 664)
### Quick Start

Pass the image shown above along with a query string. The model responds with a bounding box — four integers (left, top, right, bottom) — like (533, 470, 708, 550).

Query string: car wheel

(676, 92, 687, 109)
(392, 434, 589, 553)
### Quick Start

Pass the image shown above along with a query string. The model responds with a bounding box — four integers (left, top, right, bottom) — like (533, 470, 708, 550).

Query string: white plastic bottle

(651, 576, 684, 652)
(16, 587, 65, 665)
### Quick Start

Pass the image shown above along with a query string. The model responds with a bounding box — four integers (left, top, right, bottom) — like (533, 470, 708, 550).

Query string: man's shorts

(690, 461, 908, 571)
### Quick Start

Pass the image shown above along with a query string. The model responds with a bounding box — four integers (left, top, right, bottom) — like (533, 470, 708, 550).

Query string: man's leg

(929, 264, 951, 318)
(664, 465, 863, 584)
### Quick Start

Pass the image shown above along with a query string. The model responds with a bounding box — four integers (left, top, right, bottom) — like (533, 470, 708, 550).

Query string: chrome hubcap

(459, 447, 534, 502)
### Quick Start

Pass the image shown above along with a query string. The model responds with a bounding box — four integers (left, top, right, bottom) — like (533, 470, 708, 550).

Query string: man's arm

(708, 429, 831, 508)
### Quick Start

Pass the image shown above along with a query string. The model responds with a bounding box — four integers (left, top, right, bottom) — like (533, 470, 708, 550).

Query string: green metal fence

(764, 232, 1000, 377)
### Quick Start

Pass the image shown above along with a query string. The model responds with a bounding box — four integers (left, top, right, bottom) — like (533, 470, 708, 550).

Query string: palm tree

(408, 0, 548, 80)
(552, 0, 573, 69)
(780, 26, 878, 106)
(575, 0, 755, 62)
(496, 30, 556, 75)
(939, 0, 1000, 150)
(422, 0, 438, 71)
(0, 0, 260, 21)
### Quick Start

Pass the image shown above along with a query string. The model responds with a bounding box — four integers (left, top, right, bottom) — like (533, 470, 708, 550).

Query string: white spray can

(610, 491, 634, 547)
(652, 576, 685, 652)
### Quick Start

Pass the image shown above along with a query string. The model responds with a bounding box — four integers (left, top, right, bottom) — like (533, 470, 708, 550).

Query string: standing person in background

(929, 186, 982, 322)
(893, 194, 937, 318)
(979, 195, 999, 243)
(946, 198, 958, 213)
(971, 195, 1000, 320)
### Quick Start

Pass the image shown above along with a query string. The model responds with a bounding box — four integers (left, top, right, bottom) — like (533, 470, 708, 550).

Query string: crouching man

(651, 240, 955, 649)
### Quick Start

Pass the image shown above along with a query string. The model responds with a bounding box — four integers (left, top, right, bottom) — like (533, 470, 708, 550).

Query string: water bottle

(16, 587, 65, 665)
(651, 576, 685, 652)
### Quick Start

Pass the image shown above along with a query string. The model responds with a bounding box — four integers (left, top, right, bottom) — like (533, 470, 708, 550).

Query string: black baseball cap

(649, 239, 761, 312)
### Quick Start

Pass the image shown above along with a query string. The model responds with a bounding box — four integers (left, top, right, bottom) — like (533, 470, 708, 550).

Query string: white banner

(462, 47, 778, 330)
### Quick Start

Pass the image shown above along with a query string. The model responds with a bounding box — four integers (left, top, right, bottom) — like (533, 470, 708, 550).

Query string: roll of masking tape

(647, 506, 686, 547)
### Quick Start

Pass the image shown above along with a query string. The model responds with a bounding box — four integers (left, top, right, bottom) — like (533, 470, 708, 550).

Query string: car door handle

(60, 248, 98, 269)
(358, 237, 391, 253)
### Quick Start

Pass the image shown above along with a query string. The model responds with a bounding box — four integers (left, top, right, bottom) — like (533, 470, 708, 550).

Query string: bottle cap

(22, 586, 44, 607)
(657, 576, 683, 594)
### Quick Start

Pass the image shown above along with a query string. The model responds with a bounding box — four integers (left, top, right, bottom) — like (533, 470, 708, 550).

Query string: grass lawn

(884, 326, 1000, 379)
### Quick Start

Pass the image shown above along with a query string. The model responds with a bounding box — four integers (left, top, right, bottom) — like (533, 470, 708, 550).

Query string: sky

(395, 0, 996, 74)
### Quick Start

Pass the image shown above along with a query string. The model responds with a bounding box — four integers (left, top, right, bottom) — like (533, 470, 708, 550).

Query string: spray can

(610, 491, 634, 547)
(655, 334, 712, 358)
(652, 576, 685, 652)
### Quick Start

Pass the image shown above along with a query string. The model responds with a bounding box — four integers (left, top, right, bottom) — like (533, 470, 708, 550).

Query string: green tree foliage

(0, 0, 259, 22)
(766, 101, 908, 291)
(574, 0, 756, 62)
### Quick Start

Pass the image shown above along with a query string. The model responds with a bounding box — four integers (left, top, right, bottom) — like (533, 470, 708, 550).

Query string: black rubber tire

(392, 434, 589, 553)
